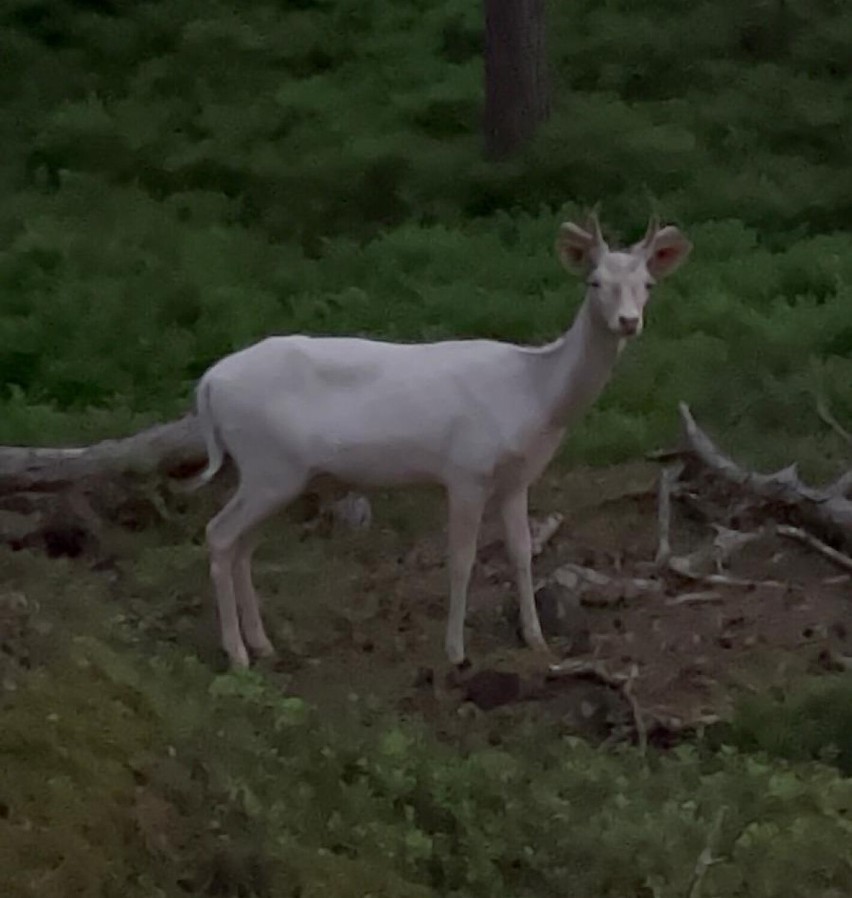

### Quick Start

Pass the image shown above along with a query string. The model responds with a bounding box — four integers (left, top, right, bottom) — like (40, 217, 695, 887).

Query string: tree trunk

(0, 415, 206, 493)
(483, 0, 550, 159)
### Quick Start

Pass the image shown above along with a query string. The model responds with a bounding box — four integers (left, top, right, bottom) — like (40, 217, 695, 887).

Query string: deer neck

(534, 297, 626, 429)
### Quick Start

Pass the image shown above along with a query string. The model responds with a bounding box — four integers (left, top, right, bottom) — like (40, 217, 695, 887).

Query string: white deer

(189, 213, 691, 669)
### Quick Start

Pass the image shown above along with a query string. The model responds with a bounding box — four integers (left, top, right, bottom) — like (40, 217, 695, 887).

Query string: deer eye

(586, 278, 601, 289)
(645, 281, 655, 290)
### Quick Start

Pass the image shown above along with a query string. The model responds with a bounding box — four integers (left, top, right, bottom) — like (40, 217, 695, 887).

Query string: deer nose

(618, 315, 640, 335)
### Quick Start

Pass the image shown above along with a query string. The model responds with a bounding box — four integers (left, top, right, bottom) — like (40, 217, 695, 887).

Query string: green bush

(3, 3, 852, 895)
(0, 0, 847, 471)
(6, 612, 852, 897)
(725, 674, 852, 775)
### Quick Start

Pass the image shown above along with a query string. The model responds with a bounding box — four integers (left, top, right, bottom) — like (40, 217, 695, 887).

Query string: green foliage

(5, 560, 852, 898)
(2, 3, 852, 895)
(0, 0, 848, 473)
(725, 674, 852, 775)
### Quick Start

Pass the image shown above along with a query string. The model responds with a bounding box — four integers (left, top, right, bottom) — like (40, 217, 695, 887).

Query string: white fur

(192, 215, 691, 668)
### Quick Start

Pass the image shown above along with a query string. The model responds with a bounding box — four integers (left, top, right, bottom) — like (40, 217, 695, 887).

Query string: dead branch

(655, 460, 684, 569)
(547, 658, 649, 750)
(709, 524, 764, 572)
(666, 555, 788, 590)
(832, 470, 852, 499)
(776, 524, 852, 574)
(663, 522, 770, 587)
(678, 402, 852, 550)
(547, 657, 630, 685)
(686, 806, 727, 898)
(816, 395, 852, 450)
(666, 590, 723, 607)
(551, 563, 663, 606)
(646, 447, 688, 463)
(623, 663, 647, 755)
(530, 512, 563, 556)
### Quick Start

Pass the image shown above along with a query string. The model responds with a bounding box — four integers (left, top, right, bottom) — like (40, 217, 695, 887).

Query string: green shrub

(726, 674, 852, 775)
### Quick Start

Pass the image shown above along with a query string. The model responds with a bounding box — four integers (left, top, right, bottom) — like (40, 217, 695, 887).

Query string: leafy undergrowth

(2, 0, 852, 893)
(725, 675, 852, 776)
(4, 543, 852, 897)
(0, 0, 849, 477)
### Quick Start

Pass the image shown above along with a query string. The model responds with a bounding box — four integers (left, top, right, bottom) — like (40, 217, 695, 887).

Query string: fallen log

(0, 414, 372, 541)
(678, 402, 852, 551)
(0, 414, 205, 493)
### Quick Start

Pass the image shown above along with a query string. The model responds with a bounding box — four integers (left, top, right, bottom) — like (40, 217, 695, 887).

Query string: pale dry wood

(815, 395, 852, 450)
(666, 590, 723, 607)
(709, 524, 765, 572)
(551, 562, 663, 606)
(547, 658, 647, 749)
(686, 806, 727, 898)
(622, 662, 647, 755)
(655, 460, 684, 568)
(666, 555, 787, 590)
(530, 512, 563, 556)
(776, 524, 852, 574)
(678, 402, 852, 550)
(0, 414, 205, 493)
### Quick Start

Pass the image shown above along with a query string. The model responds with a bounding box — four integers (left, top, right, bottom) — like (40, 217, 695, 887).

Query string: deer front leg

(445, 485, 487, 666)
(499, 487, 548, 653)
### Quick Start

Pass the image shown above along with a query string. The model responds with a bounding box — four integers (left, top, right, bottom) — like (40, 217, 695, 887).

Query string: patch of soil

(277, 462, 852, 740)
(20, 461, 844, 745)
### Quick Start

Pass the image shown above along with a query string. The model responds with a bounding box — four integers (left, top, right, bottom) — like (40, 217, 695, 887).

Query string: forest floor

(95, 459, 849, 748)
(3, 458, 850, 747)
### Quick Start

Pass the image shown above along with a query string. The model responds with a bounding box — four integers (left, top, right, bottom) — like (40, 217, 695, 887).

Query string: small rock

(330, 493, 372, 530)
(538, 584, 592, 654)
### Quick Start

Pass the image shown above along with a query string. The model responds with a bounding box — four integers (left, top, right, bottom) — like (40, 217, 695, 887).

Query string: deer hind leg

(206, 470, 306, 668)
(232, 528, 274, 658)
(444, 483, 488, 666)
(499, 486, 548, 653)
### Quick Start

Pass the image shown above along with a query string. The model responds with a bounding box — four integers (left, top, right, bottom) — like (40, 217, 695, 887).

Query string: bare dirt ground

(232, 461, 852, 745)
(3, 459, 848, 749)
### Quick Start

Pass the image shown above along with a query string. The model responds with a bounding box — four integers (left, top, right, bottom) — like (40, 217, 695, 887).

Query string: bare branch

(666, 590, 723, 607)
(816, 395, 852, 450)
(547, 658, 648, 751)
(667, 555, 788, 590)
(646, 447, 689, 463)
(623, 663, 648, 756)
(686, 806, 727, 898)
(710, 524, 764, 572)
(655, 460, 684, 569)
(831, 470, 852, 499)
(547, 658, 630, 685)
(530, 512, 563, 556)
(776, 524, 852, 574)
(678, 402, 852, 550)
(551, 563, 663, 606)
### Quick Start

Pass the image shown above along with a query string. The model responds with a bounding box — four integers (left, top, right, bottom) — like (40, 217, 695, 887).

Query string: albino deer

(190, 213, 691, 669)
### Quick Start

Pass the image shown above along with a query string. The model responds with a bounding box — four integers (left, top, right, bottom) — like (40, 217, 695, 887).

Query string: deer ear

(556, 222, 601, 275)
(644, 226, 692, 280)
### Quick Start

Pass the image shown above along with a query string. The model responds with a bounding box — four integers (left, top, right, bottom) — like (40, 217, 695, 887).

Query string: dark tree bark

(483, 0, 551, 159)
